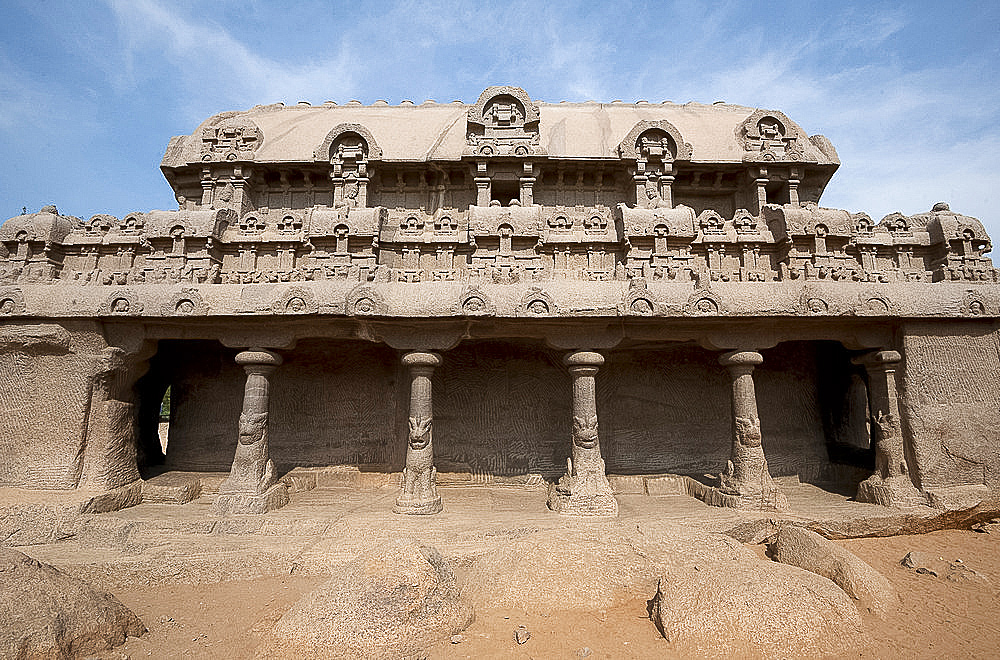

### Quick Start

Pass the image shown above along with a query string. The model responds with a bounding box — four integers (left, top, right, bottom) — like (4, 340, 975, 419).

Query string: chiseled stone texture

(771, 525, 897, 618)
(0, 547, 145, 659)
(259, 541, 473, 660)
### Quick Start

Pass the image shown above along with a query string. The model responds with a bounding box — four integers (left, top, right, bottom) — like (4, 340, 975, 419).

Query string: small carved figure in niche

(342, 178, 360, 208)
(695, 298, 718, 314)
(969, 300, 985, 316)
(355, 297, 376, 314)
(0, 299, 15, 314)
(865, 297, 889, 313)
(643, 183, 669, 209)
(175, 299, 195, 314)
(286, 297, 306, 313)
(527, 299, 548, 315)
(463, 296, 486, 313)
(807, 297, 828, 314)
(630, 298, 653, 315)
(112, 298, 130, 313)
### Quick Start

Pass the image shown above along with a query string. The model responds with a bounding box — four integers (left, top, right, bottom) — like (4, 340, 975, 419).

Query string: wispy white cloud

(105, 0, 356, 117)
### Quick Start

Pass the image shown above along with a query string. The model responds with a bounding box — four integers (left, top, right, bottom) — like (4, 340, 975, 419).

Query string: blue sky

(2, 1, 998, 239)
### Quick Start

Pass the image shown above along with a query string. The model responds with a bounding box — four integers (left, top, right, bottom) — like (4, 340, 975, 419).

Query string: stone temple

(1, 86, 997, 518)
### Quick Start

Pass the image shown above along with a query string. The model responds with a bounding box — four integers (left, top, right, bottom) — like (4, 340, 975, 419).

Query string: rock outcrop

(259, 541, 473, 659)
(0, 547, 145, 659)
(649, 557, 868, 659)
(771, 525, 898, 617)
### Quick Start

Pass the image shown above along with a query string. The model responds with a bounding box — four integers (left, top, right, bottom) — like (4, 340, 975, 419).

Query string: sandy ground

(94, 527, 1000, 659)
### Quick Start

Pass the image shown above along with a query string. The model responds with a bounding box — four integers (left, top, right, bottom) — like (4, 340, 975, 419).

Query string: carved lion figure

(734, 415, 762, 448)
(238, 411, 268, 445)
(408, 415, 432, 450)
(572, 415, 599, 449)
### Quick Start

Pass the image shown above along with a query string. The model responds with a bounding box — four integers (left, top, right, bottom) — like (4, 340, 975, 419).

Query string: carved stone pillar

(200, 168, 214, 207)
(660, 163, 674, 207)
(633, 173, 647, 206)
(853, 350, 923, 506)
(548, 351, 617, 517)
(475, 161, 490, 206)
(394, 351, 443, 515)
(715, 350, 787, 510)
(214, 348, 289, 515)
(754, 167, 768, 214)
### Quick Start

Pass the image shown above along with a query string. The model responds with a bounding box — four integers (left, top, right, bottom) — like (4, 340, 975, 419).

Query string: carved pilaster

(548, 350, 617, 517)
(788, 167, 802, 205)
(754, 168, 768, 214)
(475, 161, 490, 206)
(394, 350, 443, 514)
(660, 163, 674, 208)
(214, 348, 289, 515)
(709, 350, 787, 510)
(853, 350, 924, 506)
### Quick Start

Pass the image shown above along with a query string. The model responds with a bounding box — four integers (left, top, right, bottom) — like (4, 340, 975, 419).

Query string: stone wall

(902, 321, 1000, 488)
(0, 321, 126, 489)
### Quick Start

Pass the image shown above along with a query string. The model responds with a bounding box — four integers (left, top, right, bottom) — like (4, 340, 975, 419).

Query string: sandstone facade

(1, 87, 997, 516)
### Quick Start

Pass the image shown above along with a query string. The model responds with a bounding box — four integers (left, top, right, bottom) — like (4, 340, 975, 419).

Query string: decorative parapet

(465, 86, 545, 157)
(200, 116, 262, 162)
(2, 203, 995, 287)
(618, 120, 693, 162)
(738, 109, 813, 162)
(313, 123, 383, 162)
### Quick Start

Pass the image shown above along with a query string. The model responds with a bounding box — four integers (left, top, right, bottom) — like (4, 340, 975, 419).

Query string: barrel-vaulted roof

(161, 92, 839, 168)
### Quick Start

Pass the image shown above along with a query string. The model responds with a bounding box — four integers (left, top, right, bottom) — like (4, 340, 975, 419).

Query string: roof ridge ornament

(465, 86, 545, 157)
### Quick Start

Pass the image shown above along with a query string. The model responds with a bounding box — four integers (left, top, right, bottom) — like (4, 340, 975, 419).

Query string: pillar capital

(401, 350, 442, 369)
(236, 348, 283, 368)
(719, 349, 763, 369)
(852, 349, 901, 370)
(563, 350, 605, 370)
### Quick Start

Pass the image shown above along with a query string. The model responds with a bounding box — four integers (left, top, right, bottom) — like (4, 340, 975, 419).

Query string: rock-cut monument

(1, 87, 997, 518)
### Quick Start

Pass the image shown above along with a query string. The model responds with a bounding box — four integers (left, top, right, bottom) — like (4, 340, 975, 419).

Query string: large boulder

(772, 525, 898, 617)
(462, 530, 660, 612)
(259, 541, 473, 659)
(650, 557, 868, 659)
(0, 547, 145, 659)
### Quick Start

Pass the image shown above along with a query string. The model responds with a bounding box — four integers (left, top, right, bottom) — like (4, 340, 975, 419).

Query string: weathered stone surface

(462, 531, 660, 612)
(0, 547, 145, 659)
(259, 541, 472, 659)
(725, 498, 1000, 543)
(772, 525, 897, 617)
(141, 471, 202, 504)
(649, 557, 868, 658)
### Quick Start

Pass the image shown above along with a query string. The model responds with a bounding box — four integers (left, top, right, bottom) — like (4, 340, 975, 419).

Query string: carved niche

(465, 86, 544, 157)
(618, 120, 692, 170)
(98, 289, 143, 316)
(0, 288, 26, 315)
(314, 123, 382, 209)
(272, 286, 318, 314)
(164, 287, 208, 316)
(517, 287, 557, 316)
(201, 116, 263, 162)
(738, 110, 808, 162)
